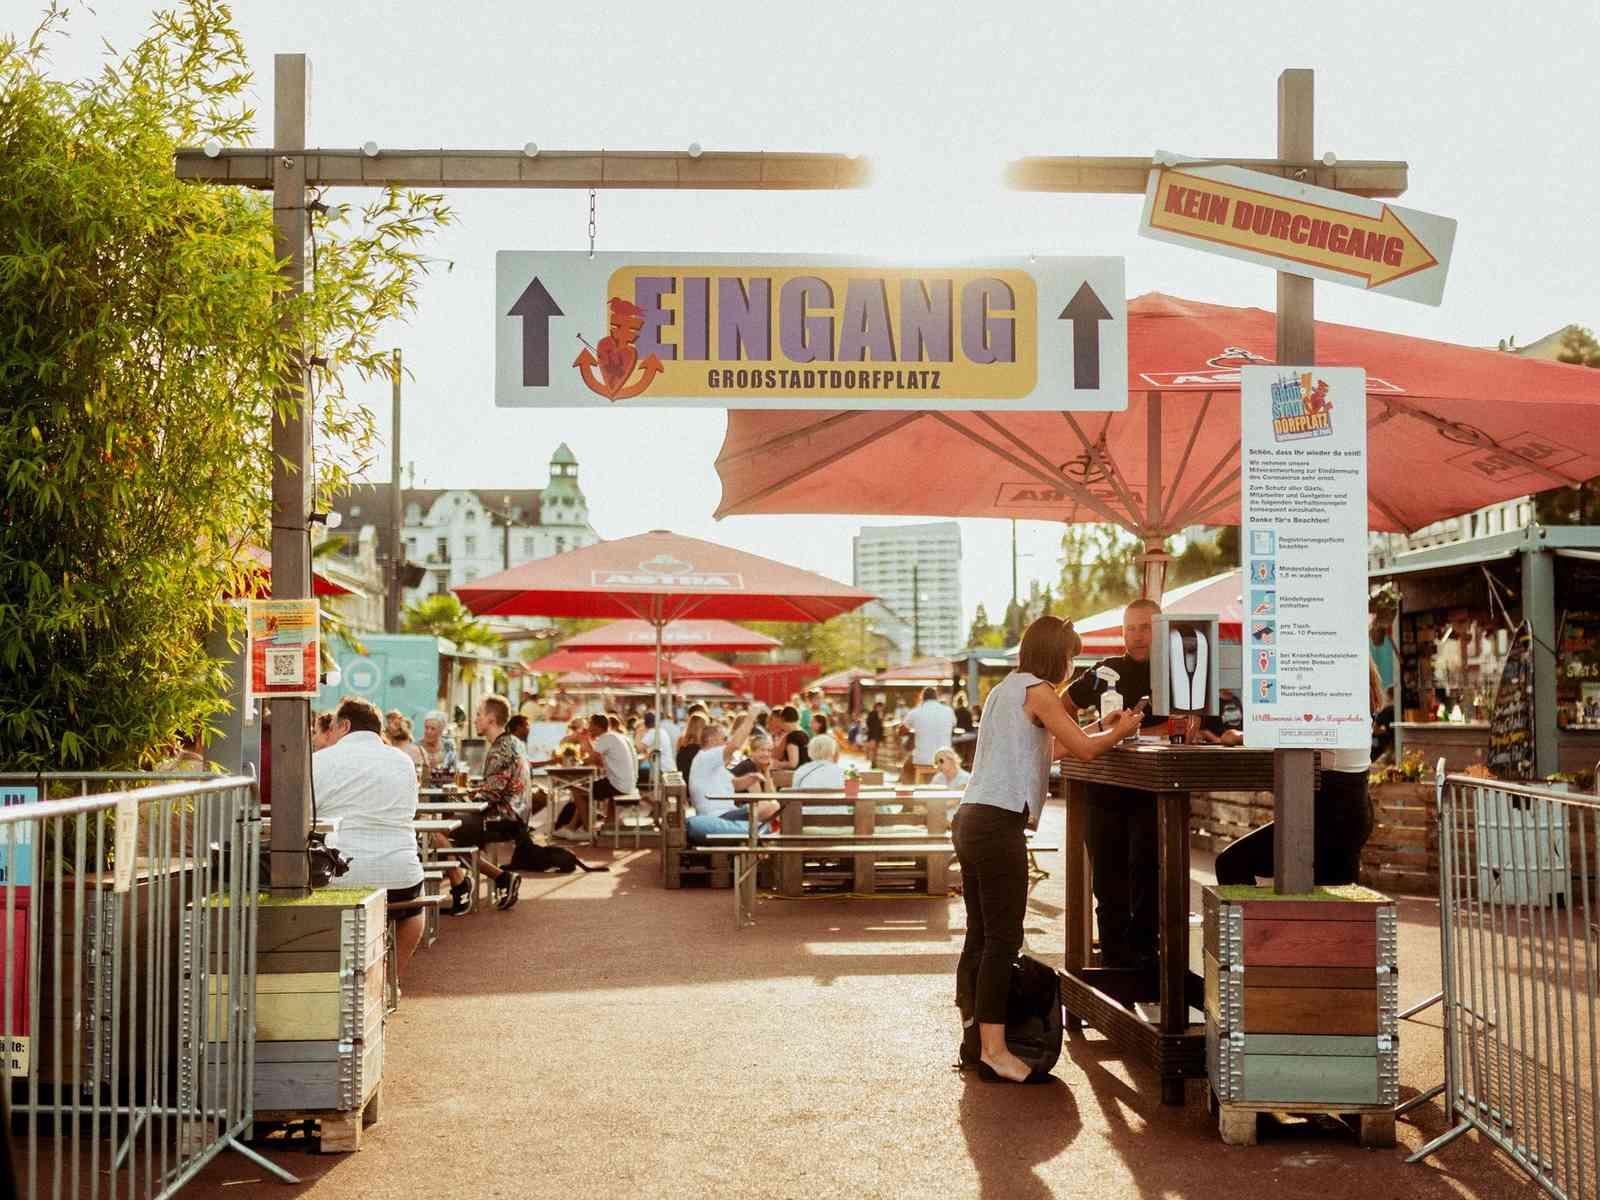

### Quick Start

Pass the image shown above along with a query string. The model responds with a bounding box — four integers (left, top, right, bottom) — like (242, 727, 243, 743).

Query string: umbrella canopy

(554, 618, 779, 653)
(525, 647, 738, 680)
(715, 293, 1600, 538)
(455, 530, 872, 623)
(1061, 570, 1247, 657)
(814, 666, 878, 694)
(872, 657, 955, 687)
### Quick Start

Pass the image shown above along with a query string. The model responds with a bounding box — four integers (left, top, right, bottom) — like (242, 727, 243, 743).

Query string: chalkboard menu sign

(1487, 621, 1534, 781)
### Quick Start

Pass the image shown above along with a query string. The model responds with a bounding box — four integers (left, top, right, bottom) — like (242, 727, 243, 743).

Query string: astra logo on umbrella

(573, 297, 665, 402)
(589, 554, 746, 589)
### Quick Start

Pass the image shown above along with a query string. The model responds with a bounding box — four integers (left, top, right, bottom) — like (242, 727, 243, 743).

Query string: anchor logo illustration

(574, 297, 664, 401)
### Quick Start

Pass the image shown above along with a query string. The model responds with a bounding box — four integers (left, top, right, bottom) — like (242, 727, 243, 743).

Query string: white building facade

(331, 443, 599, 605)
(852, 522, 963, 659)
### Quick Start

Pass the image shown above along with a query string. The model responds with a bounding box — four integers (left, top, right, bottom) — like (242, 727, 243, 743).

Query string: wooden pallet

(1207, 1088, 1395, 1148)
(255, 1082, 382, 1153)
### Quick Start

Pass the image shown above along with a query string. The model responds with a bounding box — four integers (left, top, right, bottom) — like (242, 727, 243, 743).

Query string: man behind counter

(1064, 597, 1165, 970)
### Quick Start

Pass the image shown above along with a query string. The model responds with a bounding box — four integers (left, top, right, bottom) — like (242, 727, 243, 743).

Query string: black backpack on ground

(959, 954, 1064, 1082)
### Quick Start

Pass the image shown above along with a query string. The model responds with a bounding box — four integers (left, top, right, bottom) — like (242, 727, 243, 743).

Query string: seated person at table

(675, 712, 708, 777)
(731, 735, 776, 793)
(313, 696, 427, 967)
(1063, 597, 1167, 970)
(791, 734, 847, 789)
(436, 694, 524, 913)
(574, 712, 641, 834)
(771, 705, 811, 770)
(685, 715, 782, 845)
(930, 747, 971, 790)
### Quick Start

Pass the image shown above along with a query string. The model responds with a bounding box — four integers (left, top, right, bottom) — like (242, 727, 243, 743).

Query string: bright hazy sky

(33, 1, 1599, 629)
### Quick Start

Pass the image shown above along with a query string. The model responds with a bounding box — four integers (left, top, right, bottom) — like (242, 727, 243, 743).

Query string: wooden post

(385, 348, 403, 634)
(269, 53, 313, 895)
(1273, 68, 1317, 895)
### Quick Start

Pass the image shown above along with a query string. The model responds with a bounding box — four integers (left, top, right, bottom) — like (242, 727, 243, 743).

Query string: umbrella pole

(652, 602, 665, 834)
(1137, 534, 1171, 601)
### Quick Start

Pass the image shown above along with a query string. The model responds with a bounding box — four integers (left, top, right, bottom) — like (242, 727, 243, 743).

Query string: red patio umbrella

(523, 647, 738, 680)
(456, 532, 872, 785)
(234, 544, 356, 598)
(555, 618, 779, 653)
(715, 293, 1600, 594)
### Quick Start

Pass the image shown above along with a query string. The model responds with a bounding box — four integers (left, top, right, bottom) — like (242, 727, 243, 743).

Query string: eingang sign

(495, 253, 1126, 410)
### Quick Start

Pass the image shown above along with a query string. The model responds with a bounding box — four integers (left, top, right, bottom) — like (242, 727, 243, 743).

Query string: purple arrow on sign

(508, 277, 563, 387)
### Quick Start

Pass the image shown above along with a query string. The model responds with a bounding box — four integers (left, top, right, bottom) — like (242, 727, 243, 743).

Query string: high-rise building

(852, 522, 963, 659)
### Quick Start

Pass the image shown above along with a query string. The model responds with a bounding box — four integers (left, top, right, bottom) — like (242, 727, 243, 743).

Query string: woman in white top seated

(954, 615, 1142, 1083)
(930, 747, 971, 790)
(791, 734, 847, 789)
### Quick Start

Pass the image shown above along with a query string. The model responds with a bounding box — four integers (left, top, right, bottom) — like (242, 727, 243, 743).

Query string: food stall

(1371, 523, 1600, 777)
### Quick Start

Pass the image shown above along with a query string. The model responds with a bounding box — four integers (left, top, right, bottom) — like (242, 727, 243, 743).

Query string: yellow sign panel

(594, 265, 1038, 401)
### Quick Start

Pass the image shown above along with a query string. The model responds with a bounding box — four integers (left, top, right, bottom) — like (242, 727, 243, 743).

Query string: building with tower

(328, 443, 600, 610)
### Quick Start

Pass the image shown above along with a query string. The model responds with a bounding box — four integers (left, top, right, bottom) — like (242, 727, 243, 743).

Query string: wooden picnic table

(415, 800, 489, 815)
(1057, 742, 1279, 1106)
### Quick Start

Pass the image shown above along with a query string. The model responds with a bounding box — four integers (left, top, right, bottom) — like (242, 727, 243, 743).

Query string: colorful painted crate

(1203, 884, 1398, 1108)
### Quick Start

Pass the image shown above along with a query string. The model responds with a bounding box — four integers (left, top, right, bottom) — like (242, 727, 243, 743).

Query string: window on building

(406, 537, 418, 558)
(555, 536, 565, 553)
(435, 537, 448, 561)
(464, 507, 477, 523)
(464, 568, 478, 582)
(405, 503, 421, 523)
(521, 536, 535, 557)
(465, 535, 477, 556)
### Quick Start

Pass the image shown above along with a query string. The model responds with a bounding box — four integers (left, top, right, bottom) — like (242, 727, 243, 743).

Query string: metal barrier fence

(0, 772, 295, 1198)
(1410, 766, 1600, 1200)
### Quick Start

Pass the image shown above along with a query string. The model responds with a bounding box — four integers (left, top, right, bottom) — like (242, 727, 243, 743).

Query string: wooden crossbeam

(175, 147, 1408, 197)
(175, 148, 873, 190)
(1004, 155, 1408, 198)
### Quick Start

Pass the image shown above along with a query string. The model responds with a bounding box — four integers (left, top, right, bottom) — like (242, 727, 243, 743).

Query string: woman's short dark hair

(1017, 616, 1081, 686)
(779, 705, 800, 723)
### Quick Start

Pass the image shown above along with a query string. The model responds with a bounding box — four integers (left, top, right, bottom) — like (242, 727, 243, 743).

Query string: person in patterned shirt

(437, 694, 525, 913)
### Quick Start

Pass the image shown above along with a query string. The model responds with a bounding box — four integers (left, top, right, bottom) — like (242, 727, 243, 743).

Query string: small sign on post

(1239, 365, 1372, 752)
(495, 253, 1127, 410)
(248, 598, 322, 699)
(1139, 154, 1455, 306)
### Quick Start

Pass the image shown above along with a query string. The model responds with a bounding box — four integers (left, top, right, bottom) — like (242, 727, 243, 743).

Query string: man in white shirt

(685, 713, 781, 844)
(575, 712, 639, 836)
(902, 687, 958, 781)
(313, 696, 426, 967)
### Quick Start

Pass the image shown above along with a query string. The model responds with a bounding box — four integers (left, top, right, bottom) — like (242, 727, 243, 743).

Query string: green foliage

(402, 594, 500, 651)
(0, 3, 450, 769)
(1529, 326, 1600, 524)
(1053, 525, 1240, 621)
(965, 602, 1005, 649)
(748, 612, 883, 675)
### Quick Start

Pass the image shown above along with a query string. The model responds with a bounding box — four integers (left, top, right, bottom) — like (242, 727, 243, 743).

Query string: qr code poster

(248, 598, 321, 698)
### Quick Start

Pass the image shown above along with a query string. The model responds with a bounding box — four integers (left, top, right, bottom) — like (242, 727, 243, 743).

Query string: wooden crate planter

(236, 888, 387, 1152)
(1362, 781, 1437, 896)
(1203, 884, 1398, 1147)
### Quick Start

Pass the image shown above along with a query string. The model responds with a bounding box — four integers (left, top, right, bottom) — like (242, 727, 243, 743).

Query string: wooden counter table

(1058, 742, 1279, 1106)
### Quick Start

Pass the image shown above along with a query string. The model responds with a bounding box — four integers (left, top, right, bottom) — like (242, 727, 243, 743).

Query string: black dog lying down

(509, 838, 609, 874)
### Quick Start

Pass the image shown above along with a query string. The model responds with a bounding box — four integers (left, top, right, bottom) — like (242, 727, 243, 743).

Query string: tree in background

(0, 4, 450, 768)
(402, 595, 501, 652)
(966, 603, 1005, 649)
(1533, 325, 1599, 524)
(1054, 525, 1240, 619)
(749, 611, 886, 676)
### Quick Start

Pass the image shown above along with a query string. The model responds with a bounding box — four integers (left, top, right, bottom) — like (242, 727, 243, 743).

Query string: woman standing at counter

(954, 615, 1143, 1084)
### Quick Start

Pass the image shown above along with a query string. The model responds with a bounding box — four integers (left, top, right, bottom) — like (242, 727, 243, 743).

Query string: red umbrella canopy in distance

(523, 647, 739, 680)
(556, 618, 779, 653)
(715, 293, 1600, 537)
(455, 530, 872, 623)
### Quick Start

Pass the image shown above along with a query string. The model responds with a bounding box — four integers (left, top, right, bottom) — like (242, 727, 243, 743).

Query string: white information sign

(494, 252, 1126, 410)
(1240, 365, 1371, 750)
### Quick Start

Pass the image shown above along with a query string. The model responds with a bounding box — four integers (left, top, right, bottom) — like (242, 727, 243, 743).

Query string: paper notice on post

(114, 795, 138, 893)
(1240, 366, 1372, 750)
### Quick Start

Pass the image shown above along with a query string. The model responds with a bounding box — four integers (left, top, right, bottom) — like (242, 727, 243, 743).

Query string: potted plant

(843, 765, 860, 798)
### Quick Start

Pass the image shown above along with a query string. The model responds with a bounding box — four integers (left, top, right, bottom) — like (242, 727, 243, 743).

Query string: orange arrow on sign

(1147, 167, 1437, 290)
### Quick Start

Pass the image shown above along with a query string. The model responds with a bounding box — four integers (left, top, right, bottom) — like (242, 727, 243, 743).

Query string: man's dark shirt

(1066, 655, 1165, 729)
(866, 711, 884, 741)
